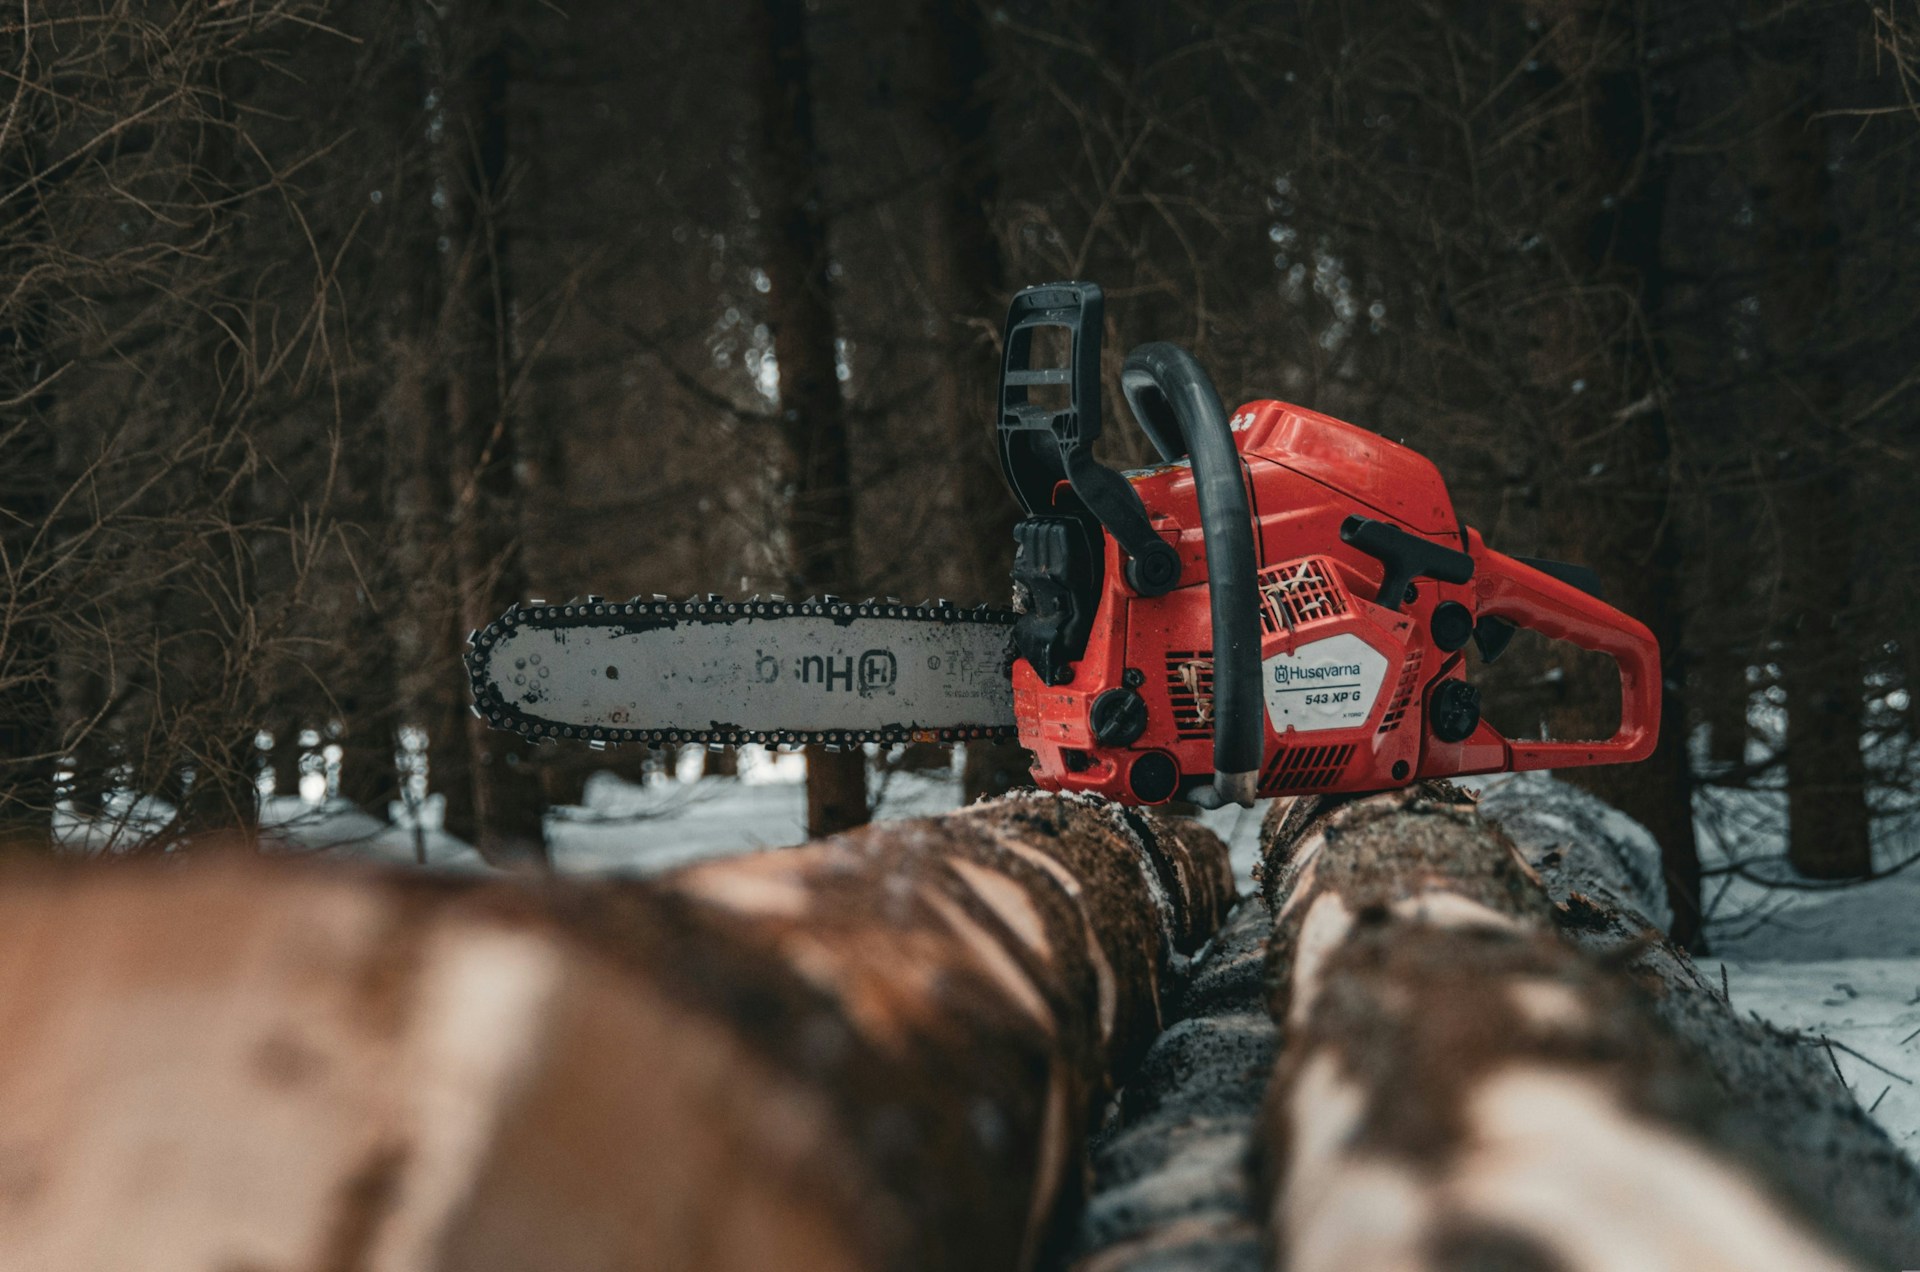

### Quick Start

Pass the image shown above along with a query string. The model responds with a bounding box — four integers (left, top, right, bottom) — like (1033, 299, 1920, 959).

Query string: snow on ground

(1688, 791, 1920, 1167)
(258, 795, 491, 872)
(1192, 800, 1267, 891)
(1712, 958, 1920, 1165)
(54, 788, 491, 871)
(547, 761, 960, 875)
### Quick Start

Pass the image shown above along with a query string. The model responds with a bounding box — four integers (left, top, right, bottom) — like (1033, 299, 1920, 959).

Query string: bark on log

(0, 792, 1231, 1272)
(1254, 782, 1920, 1272)
(1070, 898, 1274, 1272)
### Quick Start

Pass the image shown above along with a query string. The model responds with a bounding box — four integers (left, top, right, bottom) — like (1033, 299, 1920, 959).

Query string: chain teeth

(466, 594, 1021, 750)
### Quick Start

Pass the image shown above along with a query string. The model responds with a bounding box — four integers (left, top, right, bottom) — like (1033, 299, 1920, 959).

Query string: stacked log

(1254, 783, 1919, 1272)
(0, 792, 1232, 1272)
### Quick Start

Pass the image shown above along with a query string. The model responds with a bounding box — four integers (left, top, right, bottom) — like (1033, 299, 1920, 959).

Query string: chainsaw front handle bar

(1467, 530, 1662, 769)
(1121, 343, 1263, 808)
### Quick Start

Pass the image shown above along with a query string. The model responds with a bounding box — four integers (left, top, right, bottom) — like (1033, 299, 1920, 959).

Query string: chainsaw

(466, 281, 1659, 808)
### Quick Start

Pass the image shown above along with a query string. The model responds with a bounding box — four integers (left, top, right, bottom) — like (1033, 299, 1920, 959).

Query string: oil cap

(1090, 687, 1149, 747)
(1430, 680, 1481, 743)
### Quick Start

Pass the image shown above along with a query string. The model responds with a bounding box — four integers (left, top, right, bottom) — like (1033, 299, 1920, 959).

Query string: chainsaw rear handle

(1120, 343, 1263, 808)
(1467, 532, 1661, 769)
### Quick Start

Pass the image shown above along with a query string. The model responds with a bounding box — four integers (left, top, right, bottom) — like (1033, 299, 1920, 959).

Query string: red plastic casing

(1015, 400, 1661, 804)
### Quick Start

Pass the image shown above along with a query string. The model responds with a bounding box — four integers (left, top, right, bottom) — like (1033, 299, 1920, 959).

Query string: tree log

(1254, 781, 1919, 1272)
(0, 792, 1231, 1272)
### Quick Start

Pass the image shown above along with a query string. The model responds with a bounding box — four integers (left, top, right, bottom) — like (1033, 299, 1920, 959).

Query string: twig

(1822, 1038, 1914, 1086)
(1820, 1036, 1849, 1089)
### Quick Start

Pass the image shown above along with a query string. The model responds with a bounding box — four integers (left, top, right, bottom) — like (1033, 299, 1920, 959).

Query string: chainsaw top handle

(1119, 343, 1263, 809)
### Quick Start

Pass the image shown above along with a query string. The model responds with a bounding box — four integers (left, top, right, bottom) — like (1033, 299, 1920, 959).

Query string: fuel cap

(1089, 687, 1149, 747)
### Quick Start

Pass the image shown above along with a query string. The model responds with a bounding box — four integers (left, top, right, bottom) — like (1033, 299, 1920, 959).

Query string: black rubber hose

(1120, 343, 1262, 807)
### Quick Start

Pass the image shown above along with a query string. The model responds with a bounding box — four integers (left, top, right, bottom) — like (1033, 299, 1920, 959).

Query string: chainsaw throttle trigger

(1121, 342, 1262, 808)
(1339, 516, 1476, 611)
(997, 282, 1181, 598)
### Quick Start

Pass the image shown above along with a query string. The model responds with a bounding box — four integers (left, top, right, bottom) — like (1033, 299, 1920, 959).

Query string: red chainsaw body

(1015, 399, 1661, 803)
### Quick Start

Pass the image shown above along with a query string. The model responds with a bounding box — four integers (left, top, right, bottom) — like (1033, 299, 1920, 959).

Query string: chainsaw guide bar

(466, 596, 1019, 750)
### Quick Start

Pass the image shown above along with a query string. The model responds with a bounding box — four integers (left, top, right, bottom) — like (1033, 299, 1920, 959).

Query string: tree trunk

(748, 0, 868, 837)
(0, 793, 1233, 1272)
(1068, 897, 1274, 1270)
(1696, 495, 1757, 770)
(0, 437, 60, 838)
(1544, 17, 1703, 948)
(335, 718, 401, 819)
(0, 100, 60, 839)
(1779, 470, 1870, 877)
(703, 744, 740, 778)
(1748, 45, 1872, 879)
(1254, 782, 1920, 1270)
(422, 0, 546, 864)
(911, 0, 1034, 806)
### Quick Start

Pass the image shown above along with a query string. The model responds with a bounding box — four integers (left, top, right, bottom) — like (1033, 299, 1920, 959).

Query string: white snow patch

(544, 764, 967, 876)
(1719, 957, 1920, 1166)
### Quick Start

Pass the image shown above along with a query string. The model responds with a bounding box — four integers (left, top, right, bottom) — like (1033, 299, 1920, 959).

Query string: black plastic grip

(1120, 343, 1262, 806)
(1339, 516, 1475, 610)
(997, 282, 1181, 596)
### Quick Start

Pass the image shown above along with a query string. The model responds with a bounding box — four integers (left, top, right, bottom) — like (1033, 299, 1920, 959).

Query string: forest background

(5, 0, 1919, 950)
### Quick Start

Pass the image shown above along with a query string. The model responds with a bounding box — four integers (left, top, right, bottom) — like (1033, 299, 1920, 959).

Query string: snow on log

(1254, 782, 1917, 1272)
(0, 791, 1233, 1272)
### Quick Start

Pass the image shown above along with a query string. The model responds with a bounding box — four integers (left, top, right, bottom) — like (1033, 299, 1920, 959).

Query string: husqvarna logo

(798, 649, 897, 697)
(1271, 661, 1364, 687)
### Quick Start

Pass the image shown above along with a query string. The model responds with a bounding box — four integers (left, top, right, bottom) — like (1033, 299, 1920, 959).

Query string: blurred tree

(417, 0, 547, 864)
(909, 0, 1033, 801)
(748, 0, 868, 836)
(1749, 28, 1872, 878)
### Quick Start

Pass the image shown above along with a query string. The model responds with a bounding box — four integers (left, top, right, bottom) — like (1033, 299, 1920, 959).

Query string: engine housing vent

(1258, 557, 1349, 634)
(1165, 651, 1213, 740)
(1258, 742, 1358, 794)
(1378, 650, 1423, 734)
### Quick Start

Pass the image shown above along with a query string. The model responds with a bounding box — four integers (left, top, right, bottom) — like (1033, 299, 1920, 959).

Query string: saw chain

(466, 594, 1020, 751)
